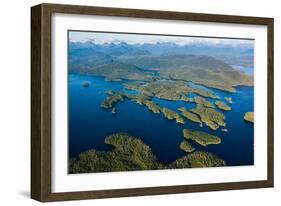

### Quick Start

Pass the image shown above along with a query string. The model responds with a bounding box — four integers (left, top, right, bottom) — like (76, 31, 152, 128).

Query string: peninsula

(101, 92, 125, 109)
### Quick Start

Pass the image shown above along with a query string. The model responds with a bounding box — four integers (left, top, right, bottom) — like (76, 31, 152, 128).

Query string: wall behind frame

(0, 0, 279, 205)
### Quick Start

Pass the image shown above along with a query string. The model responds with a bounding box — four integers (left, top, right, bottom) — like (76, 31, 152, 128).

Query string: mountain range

(69, 41, 253, 92)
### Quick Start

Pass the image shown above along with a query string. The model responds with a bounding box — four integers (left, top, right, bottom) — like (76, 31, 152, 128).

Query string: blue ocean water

(68, 74, 254, 166)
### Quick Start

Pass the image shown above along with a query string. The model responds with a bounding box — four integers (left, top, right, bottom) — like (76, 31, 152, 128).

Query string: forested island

(183, 129, 221, 146)
(191, 106, 226, 130)
(215, 100, 231, 111)
(180, 140, 195, 153)
(178, 107, 201, 124)
(69, 133, 226, 173)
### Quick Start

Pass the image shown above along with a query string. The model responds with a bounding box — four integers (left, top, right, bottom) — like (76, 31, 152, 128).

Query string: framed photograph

(31, 3, 274, 202)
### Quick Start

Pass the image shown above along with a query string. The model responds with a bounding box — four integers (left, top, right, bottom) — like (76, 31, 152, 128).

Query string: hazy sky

(69, 31, 254, 47)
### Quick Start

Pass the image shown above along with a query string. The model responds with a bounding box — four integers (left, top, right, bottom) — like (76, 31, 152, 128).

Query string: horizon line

(68, 30, 254, 47)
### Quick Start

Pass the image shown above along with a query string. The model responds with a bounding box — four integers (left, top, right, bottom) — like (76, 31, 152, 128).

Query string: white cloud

(69, 31, 253, 47)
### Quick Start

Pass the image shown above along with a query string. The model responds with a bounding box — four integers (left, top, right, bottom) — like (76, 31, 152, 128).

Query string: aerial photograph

(68, 31, 254, 174)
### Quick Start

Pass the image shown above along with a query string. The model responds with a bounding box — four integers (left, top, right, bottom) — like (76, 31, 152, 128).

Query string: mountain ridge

(68, 41, 253, 91)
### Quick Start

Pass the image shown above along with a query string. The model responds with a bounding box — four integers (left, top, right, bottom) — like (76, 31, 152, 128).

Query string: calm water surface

(69, 74, 254, 166)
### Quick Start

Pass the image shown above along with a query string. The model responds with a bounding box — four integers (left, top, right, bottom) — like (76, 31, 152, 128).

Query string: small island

(82, 81, 90, 87)
(215, 100, 231, 111)
(244, 112, 254, 123)
(180, 140, 195, 153)
(191, 106, 226, 130)
(225, 97, 233, 104)
(111, 107, 116, 114)
(178, 107, 201, 123)
(183, 129, 221, 146)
